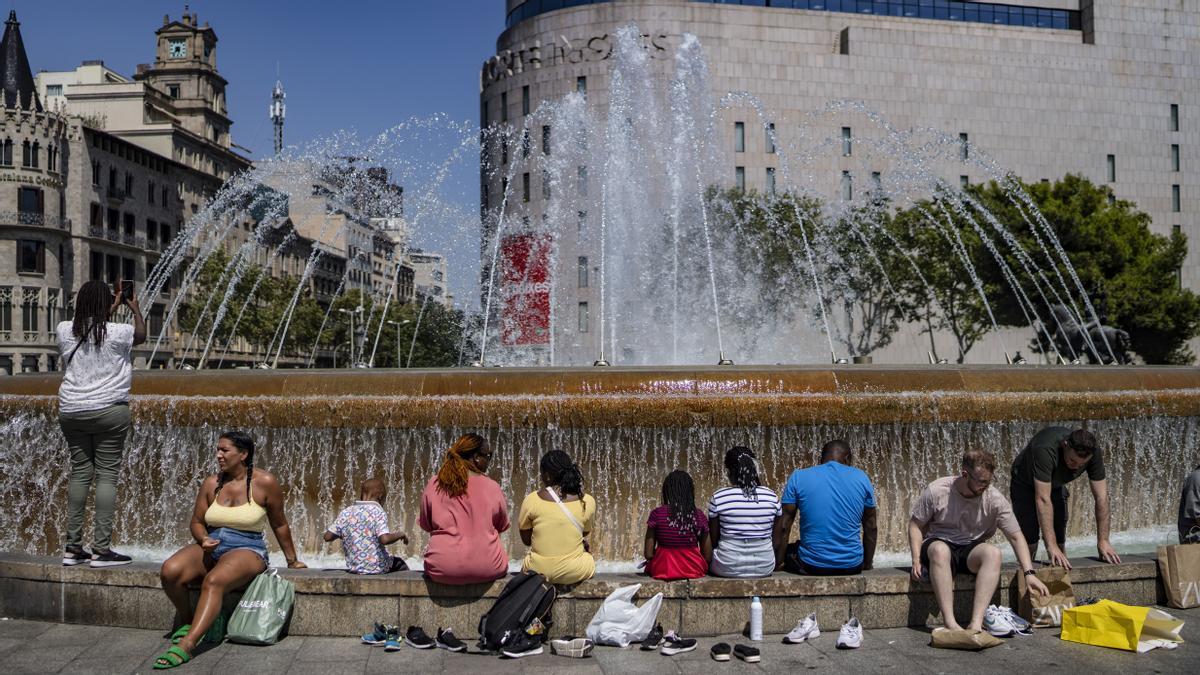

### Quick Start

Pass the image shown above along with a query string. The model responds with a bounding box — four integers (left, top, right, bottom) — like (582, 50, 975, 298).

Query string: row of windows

(87, 202, 174, 243)
(91, 161, 172, 206)
(0, 138, 63, 172)
(695, 0, 1080, 30)
(91, 132, 171, 175)
(506, 0, 1080, 30)
(0, 286, 69, 334)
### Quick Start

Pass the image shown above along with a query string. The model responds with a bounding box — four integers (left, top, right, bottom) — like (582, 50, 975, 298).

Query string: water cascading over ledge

(1, 365, 1198, 564)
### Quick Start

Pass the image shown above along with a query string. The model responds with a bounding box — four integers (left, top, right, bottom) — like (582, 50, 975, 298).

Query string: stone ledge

(0, 552, 1159, 637)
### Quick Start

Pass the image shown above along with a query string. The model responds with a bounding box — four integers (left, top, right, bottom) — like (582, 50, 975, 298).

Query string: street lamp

(337, 305, 364, 369)
(385, 319, 411, 368)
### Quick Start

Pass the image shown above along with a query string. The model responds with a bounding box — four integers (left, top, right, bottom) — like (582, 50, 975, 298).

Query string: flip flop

(153, 645, 192, 669)
(169, 625, 191, 645)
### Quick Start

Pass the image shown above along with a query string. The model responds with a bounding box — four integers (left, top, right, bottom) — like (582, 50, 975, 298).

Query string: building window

(18, 187, 43, 220)
(167, 84, 180, 98)
(521, 129, 530, 158)
(17, 240, 45, 274)
(46, 84, 62, 97)
(147, 219, 158, 243)
(522, 85, 530, 116)
(109, 167, 117, 189)
(872, 171, 882, 192)
(500, 91, 508, 123)
(21, 140, 31, 167)
(542, 169, 551, 200)
(1172, 184, 1181, 212)
(766, 123, 776, 154)
(125, 172, 134, 196)
(123, 212, 136, 234)
(90, 251, 103, 280)
(735, 166, 745, 191)
(162, 186, 169, 205)
(1106, 154, 1116, 182)
(149, 180, 156, 204)
(960, 175, 969, 188)
(842, 171, 852, 201)
(734, 122, 745, 153)
(766, 167, 776, 196)
(577, 210, 587, 234)
(576, 76, 586, 95)
(542, 125, 551, 155)
(47, 144, 56, 172)
(959, 133, 969, 160)
(501, 138, 508, 165)
(21, 290, 38, 332)
(91, 160, 101, 185)
(578, 301, 589, 333)
(1, 137, 11, 166)
(578, 257, 588, 288)
(842, 127, 852, 156)
(89, 203, 102, 229)
(0, 287, 10, 332)
(123, 257, 136, 281)
(107, 208, 118, 229)
(522, 172, 530, 202)
(1172, 144, 1180, 172)
(149, 305, 165, 336)
(577, 166, 588, 197)
(1171, 104, 1179, 132)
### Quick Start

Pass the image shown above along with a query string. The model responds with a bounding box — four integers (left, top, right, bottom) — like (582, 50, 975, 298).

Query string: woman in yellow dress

(518, 450, 596, 585)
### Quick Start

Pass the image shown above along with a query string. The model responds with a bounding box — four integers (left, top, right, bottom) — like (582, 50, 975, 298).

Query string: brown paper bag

(929, 628, 1003, 651)
(1157, 543, 1200, 609)
(1018, 566, 1075, 627)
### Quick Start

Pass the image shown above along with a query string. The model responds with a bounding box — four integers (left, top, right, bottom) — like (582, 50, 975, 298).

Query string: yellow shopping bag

(1061, 600, 1186, 652)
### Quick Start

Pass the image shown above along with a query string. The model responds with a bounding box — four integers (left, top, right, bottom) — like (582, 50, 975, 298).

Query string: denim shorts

(208, 527, 268, 564)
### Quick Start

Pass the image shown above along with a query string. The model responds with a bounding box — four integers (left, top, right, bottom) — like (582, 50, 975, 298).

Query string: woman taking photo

(154, 431, 306, 669)
(419, 433, 510, 585)
(57, 278, 145, 567)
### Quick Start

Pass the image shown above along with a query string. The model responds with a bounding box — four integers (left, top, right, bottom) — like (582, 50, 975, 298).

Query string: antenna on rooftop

(270, 69, 285, 155)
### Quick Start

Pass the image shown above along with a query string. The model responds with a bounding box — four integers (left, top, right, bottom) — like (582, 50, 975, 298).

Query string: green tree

(966, 175, 1200, 364)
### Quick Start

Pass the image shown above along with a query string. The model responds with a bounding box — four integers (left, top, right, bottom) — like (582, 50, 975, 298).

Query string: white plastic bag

(585, 584, 664, 648)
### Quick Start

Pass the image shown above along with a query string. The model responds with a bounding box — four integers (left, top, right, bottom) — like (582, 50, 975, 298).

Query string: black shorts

(1010, 480, 1068, 550)
(782, 541, 863, 576)
(920, 538, 983, 576)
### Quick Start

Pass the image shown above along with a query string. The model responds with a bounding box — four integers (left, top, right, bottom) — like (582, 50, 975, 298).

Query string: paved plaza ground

(0, 606, 1196, 674)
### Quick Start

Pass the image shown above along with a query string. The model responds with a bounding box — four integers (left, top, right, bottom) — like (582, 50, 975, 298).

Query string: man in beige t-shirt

(908, 450, 1048, 635)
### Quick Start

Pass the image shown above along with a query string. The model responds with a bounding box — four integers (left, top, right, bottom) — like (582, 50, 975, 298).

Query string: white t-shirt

(57, 321, 135, 414)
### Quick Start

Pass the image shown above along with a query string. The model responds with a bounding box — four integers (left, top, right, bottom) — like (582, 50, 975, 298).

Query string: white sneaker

(983, 605, 1017, 637)
(836, 618, 863, 649)
(996, 605, 1033, 635)
(784, 612, 820, 644)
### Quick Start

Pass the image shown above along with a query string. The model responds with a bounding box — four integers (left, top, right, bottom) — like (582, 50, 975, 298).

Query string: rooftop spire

(0, 11, 41, 111)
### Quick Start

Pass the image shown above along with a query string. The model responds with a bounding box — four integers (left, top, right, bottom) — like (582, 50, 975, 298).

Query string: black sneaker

(89, 549, 132, 568)
(500, 632, 544, 659)
(62, 545, 92, 566)
(660, 631, 697, 656)
(734, 644, 761, 663)
(436, 627, 467, 653)
(405, 626, 435, 649)
(710, 642, 732, 661)
(640, 623, 664, 651)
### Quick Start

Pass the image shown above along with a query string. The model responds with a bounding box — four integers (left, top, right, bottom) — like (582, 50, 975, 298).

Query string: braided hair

(662, 469, 700, 536)
(436, 433, 488, 498)
(215, 431, 255, 502)
(724, 446, 761, 500)
(540, 450, 585, 499)
(71, 280, 112, 347)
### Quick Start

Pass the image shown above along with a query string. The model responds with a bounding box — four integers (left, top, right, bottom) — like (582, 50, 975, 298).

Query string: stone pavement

(0, 607, 1196, 674)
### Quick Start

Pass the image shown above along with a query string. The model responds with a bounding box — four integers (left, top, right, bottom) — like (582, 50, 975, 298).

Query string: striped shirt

(706, 486, 782, 540)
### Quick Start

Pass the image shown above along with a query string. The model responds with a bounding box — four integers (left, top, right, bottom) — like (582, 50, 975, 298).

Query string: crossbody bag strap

(545, 486, 585, 534)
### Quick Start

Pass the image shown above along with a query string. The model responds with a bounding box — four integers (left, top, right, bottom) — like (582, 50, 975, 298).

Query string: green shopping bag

(226, 568, 295, 645)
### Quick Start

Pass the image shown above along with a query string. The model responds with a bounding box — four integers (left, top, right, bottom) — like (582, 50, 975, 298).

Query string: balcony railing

(107, 186, 126, 202)
(0, 211, 72, 230)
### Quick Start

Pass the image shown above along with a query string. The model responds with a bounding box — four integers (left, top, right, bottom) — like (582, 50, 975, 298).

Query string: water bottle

(749, 595, 763, 641)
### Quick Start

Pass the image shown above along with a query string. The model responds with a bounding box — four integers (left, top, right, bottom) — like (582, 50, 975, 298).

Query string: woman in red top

(643, 470, 712, 580)
(418, 434, 510, 585)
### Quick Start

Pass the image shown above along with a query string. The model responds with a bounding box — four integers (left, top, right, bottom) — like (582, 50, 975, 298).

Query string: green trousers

(59, 403, 130, 551)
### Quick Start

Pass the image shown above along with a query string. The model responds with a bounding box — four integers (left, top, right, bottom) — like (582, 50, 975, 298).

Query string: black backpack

(477, 571, 556, 652)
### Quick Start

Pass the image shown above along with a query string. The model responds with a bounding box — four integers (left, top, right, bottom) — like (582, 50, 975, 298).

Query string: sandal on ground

(169, 625, 191, 645)
(153, 645, 192, 669)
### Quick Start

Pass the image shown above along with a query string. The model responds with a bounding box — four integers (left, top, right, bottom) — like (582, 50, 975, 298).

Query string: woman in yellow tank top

(153, 431, 306, 669)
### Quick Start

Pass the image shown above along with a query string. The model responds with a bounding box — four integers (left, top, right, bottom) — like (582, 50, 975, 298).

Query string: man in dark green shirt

(1010, 426, 1119, 568)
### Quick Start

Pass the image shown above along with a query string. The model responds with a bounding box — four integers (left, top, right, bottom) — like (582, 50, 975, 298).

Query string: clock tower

(134, 10, 232, 150)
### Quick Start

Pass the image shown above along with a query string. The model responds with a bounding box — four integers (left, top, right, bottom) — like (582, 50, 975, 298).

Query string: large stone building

(481, 0, 1198, 365)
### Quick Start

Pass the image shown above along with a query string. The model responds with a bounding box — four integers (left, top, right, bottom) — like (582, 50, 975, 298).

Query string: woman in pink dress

(418, 433, 510, 584)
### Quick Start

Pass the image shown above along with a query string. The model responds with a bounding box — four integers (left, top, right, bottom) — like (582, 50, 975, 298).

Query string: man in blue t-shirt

(773, 439, 878, 575)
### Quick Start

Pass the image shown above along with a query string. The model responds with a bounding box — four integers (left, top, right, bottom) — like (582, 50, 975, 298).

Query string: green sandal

(153, 645, 191, 669)
(169, 625, 191, 645)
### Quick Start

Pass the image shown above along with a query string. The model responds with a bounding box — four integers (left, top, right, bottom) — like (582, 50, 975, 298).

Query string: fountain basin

(1, 366, 1196, 563)
(0, 551, 1161, 636)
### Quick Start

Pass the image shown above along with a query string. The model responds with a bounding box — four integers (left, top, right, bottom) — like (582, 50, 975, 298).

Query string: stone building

(481, 0, 1198, 365)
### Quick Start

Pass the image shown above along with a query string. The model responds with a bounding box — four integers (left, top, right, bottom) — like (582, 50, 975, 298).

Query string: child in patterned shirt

(324, 478, 409, 574)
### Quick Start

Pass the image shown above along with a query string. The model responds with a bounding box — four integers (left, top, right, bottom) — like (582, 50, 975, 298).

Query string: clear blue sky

(16, 0, 501, 158)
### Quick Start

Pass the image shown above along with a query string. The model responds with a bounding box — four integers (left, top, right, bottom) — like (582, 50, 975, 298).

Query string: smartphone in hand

(121, 280, 134, 302)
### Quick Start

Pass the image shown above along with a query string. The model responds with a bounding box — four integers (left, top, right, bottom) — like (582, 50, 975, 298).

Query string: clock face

(168, 39, 187, 58)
